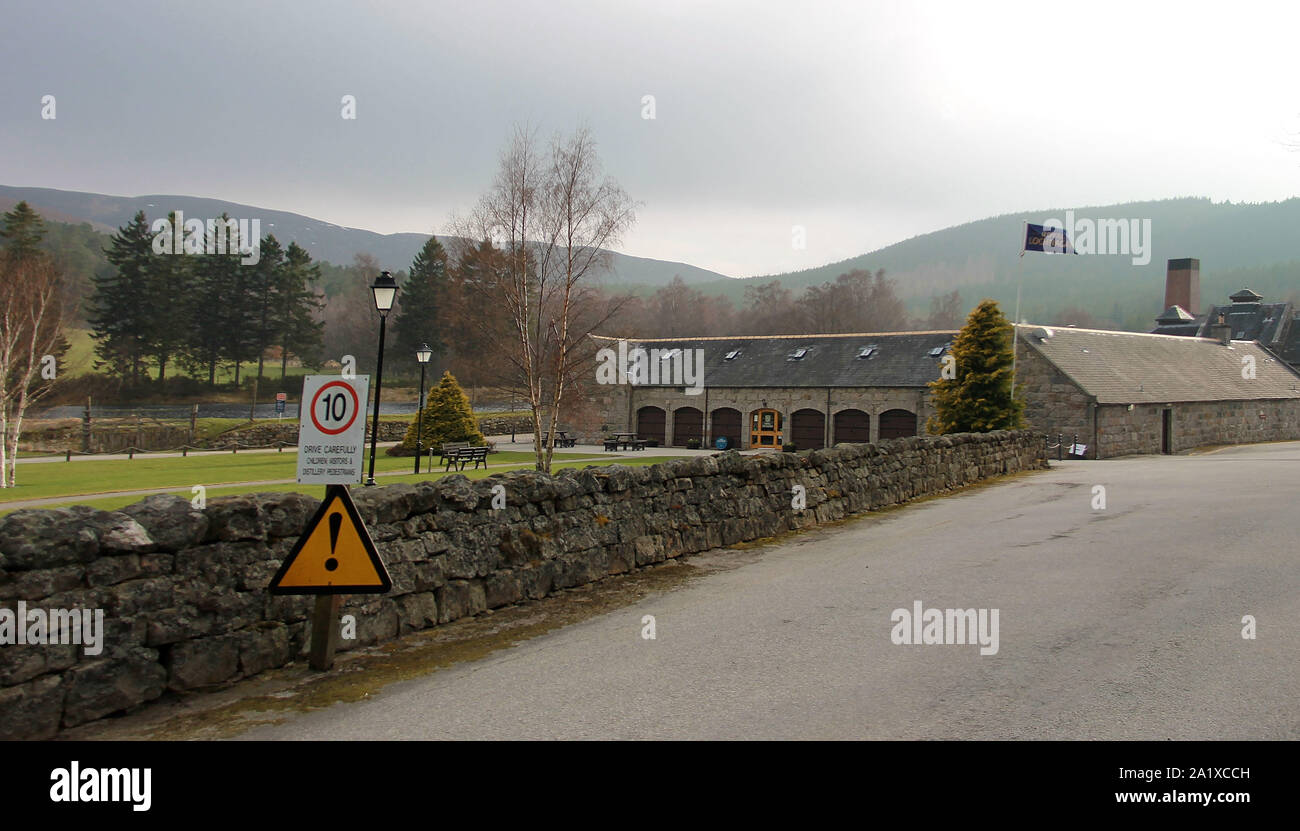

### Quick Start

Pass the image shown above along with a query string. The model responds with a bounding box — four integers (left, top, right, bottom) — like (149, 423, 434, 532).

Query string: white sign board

(296, 375, 370, 484)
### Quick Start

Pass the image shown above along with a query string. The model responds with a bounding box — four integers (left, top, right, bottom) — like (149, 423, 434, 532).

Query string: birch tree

(0, 256, 65, 486)
(451, 125, 636, 473)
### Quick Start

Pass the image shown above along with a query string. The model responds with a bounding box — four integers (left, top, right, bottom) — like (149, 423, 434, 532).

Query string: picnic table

(605, 432, 648, 451)
(541, 431, 577, 448)
(443, 445, 489, 471)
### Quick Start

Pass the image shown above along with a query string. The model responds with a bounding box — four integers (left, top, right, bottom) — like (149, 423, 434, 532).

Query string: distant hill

(0, 185, 730, 287)
(8, 186, 1300, 333)
(695, 197, 1300, 330)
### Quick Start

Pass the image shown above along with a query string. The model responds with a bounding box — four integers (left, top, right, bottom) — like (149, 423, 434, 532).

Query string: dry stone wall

(0, 430, 1045, 739)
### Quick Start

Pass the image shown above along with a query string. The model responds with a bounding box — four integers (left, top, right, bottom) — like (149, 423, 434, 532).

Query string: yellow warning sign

(269, 485, 392, 595)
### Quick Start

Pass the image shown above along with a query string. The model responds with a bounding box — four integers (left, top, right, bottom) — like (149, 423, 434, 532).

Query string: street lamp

(413, 342, 433, 475)
(366, 271, 398, 486)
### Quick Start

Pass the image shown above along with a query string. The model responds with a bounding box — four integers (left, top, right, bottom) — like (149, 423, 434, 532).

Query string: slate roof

(1019, 325, 1300, 404)
(1151, 287, 1300, 367)
(1152, 304, 1205, 337)
(1155, 305, 1195, 324)
(591, 332, 957, 388)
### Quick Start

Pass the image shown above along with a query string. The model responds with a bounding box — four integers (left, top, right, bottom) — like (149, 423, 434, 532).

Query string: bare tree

(450, 125, 636, 472)
(0, 256, 65, 487)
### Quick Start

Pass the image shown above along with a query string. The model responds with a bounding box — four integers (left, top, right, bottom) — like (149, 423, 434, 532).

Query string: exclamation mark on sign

(325, 512, 341, 572)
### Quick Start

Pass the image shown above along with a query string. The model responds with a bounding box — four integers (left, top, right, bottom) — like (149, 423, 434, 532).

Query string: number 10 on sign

(296, 375, 371, 484)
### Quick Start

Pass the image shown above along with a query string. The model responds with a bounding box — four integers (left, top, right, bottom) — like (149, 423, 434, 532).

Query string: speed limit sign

(297, 375, 371, 484)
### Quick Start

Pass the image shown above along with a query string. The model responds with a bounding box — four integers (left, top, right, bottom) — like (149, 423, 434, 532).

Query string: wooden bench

(541, 432, 578, 448)
(439, 442, 469, 466)
(603, 438, 620, 451)
(444, 446, 489, 471)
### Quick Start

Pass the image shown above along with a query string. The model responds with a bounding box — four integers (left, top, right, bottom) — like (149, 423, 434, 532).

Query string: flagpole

(1012, 223, 1025, 396)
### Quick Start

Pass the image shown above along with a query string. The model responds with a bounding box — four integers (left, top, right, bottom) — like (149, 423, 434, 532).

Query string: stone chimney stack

(1210, 312, 1232, 346)
(1165, 258, 1201, 316)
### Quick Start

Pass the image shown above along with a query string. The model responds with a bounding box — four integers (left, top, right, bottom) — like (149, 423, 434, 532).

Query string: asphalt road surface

(234, 441, 1300, 740)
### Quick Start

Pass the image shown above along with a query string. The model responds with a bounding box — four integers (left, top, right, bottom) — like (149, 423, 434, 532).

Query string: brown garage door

(710, 407, 741, 450)
(672, 407, 703, 446)
(878, 409, 917, 440)
(833, 409, 870, 443)
(790, 409, 825, 450)
(637, 406, 666, 446)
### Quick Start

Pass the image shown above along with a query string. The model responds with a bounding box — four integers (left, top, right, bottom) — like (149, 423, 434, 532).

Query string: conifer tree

(926, 299, 1025, 434)
(0, 201, 47, 261)
(392, 236, 448, 378)
(276, 242, 325, 379)
(89, 210, 154, 384)
(400, 370, 485, 452)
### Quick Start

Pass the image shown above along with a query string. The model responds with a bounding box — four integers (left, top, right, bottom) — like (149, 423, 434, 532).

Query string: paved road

(234, 442, 1300, 740)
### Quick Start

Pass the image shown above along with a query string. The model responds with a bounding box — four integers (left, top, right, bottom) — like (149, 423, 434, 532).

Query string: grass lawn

(0, 454, 675, 515)
(0, 450, 596, 505)
(60, 327, 98, 377)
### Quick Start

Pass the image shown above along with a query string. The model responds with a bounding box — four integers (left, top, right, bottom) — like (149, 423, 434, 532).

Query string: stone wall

(1096, 399, 1300, 457)
(208, 419, 407, 450)
(1014, 345, 1095, 452)
(0, 431, 1045, 739)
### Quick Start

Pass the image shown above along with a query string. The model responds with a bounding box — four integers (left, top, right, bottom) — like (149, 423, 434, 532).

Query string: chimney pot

(1165, 258, 1201, 318)
(1211, 315, 1232, 345)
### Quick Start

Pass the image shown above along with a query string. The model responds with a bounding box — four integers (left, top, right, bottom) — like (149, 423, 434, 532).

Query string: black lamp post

(413, 342, 432, 474)
(366, 271, 398, 486)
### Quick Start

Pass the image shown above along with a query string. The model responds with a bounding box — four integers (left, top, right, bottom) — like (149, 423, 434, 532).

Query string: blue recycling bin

(714, 437, 728, 450)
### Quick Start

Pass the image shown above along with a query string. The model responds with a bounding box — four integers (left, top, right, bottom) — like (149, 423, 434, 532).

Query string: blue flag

(1022, 222, 1076, 256)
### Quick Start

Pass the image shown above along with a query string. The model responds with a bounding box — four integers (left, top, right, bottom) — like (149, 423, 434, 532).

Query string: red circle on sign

(310, 381, 360, 436)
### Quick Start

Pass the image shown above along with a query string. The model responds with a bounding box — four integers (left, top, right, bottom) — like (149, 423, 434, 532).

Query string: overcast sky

(3, 0, 1298, 277)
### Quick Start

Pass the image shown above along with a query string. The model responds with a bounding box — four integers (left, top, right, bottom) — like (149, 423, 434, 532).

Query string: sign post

(275, 392, 286, 421)
(271, 375, 390, 670)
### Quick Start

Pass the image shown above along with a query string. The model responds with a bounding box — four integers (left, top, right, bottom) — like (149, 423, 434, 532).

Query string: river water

(32, 402, 511, 420)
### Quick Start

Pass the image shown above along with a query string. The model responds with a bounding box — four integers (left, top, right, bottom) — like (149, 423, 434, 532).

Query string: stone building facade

(1015, 325, 1300, 457)
(591, 332, 954, 450)
(589, 325, 1300, 459)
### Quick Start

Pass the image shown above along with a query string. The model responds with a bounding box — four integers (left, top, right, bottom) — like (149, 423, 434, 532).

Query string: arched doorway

(791, 408, 826, 450)
(672, 407, 703, 447)
(748, 409, 783, 449)
(710, 407, 741, 450)
(833, 409, 870, 444)
(636, 406, 666, 446)
(878, 409, 917, 440)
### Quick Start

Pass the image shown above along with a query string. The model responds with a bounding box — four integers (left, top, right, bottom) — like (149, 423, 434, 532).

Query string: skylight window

(857, 345, 877, 359)
(724, 350, 741, 361)
(928, 346, 945, 357)
(661, 348, 682, 360)
(787, 347, 809, 361)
